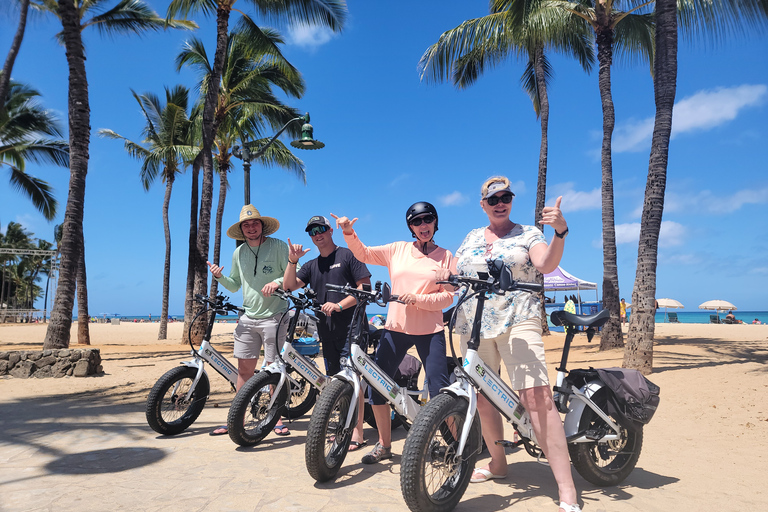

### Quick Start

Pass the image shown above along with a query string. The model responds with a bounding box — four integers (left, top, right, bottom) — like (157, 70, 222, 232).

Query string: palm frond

(8, 167, 58, 220)
(251, 0, 347, 33)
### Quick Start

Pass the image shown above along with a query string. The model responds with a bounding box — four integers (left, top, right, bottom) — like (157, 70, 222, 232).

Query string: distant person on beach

(206, 204, 291, 437)
(283, 215, 371, 451)
(753, 318, 762, 325)
(725, 311, 736, 323)
(620, 298, 627, 324)
(333, 202, 453, 465)
(437, 176, 580, 512)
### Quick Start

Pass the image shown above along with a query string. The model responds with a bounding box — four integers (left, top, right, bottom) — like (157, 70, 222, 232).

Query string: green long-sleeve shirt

(216, 237, 290, 319)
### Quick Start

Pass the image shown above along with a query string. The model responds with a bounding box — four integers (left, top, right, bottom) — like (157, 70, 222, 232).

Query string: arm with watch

(530, 196, 569, 274)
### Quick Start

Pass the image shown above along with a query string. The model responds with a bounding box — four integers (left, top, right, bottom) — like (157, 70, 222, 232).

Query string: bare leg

(237, 357, 259, 390)
(519, 386, 577, 508)
(474, 393, 508, 477)
(352, 390, 366, 444)
(370, 404, 391, 448)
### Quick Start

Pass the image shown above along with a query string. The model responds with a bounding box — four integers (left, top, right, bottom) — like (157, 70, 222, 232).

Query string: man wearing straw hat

(207, 204, 291, 436)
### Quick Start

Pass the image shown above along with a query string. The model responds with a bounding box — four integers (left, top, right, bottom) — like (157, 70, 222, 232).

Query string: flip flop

(470, 468, 506, 483)
(274, 425, 290, 436)
(348, 440, 368, 452)
(209, 426, 228, 436)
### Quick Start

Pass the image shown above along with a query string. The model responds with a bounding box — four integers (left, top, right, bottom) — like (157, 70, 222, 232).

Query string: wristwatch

(555, 227, 569, 239)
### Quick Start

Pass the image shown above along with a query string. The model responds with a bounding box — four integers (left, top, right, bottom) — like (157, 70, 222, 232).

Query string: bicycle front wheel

(400, 393, 482, 512)
(145, 366, 209, 436)
(305, 379, 356, 482)
(227, 372, 287, 447)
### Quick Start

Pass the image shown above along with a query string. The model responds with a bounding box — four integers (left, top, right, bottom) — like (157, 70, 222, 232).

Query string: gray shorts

(233, 312, 289, 362)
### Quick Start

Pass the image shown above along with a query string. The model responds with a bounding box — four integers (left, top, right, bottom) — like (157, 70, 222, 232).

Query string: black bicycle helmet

(406, 201, 439, 238)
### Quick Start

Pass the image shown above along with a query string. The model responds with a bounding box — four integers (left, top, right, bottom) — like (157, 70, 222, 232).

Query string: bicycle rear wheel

(227, 372, 287, 447)
(305, 379, 356, 482)
(146, 366, 209, 436)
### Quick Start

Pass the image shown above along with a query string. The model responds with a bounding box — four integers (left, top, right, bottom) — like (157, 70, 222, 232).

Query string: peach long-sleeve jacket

(345, 232, 454, 335)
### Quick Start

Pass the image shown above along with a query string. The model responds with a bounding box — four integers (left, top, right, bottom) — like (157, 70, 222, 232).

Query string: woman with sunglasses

(331, 202, 453, 465)
(441, 176, 579, 512)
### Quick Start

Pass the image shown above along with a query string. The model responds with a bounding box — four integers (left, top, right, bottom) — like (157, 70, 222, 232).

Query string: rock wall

(0, 348, 102, 378)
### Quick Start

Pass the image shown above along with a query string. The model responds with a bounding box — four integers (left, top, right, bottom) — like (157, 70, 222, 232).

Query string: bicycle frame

(326, 282, 422, 432)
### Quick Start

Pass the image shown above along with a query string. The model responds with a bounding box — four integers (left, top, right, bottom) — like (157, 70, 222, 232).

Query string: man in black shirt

(284, 215, 371, 450)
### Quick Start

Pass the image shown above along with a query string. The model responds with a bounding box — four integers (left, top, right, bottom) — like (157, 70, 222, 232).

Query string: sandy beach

(1, 321, 767, 511)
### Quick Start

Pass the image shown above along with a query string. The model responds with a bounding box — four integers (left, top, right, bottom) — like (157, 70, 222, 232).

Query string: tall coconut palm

(0, 221, 34, 321)
(0, 0, 31, 105)
(624, 0, 768, 373)
(99, 85, 198, 340)
(549, 0, 654, 350)
(40, 0, 196, 350)
(1, 81, 69, 220)
(176, 23, 306, 304)
(419, 0, 594, 334)
(166, 0, 346, 344)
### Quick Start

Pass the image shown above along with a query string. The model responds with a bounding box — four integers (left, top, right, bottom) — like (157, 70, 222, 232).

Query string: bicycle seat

(550, 309, 610, 328)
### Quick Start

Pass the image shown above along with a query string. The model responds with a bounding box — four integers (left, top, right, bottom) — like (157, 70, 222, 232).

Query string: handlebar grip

(512, 281, 544, 293)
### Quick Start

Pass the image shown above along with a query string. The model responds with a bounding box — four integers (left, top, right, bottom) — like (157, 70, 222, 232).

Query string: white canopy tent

(544, 267, 599, 303)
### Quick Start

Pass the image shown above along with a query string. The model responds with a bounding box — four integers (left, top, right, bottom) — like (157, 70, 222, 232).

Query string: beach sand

(1, 321, 767, 511)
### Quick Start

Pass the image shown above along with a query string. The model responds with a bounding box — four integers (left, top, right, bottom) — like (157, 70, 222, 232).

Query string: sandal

(274, 425, 290, 436)
(209, 426, 228, 436)
(559, 503, 582, 512)
(361, 442, 392, 464)
(348, 440, 368, 452)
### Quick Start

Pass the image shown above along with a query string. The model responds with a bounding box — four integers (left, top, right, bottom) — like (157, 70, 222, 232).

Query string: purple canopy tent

(544, 267, 599, 304)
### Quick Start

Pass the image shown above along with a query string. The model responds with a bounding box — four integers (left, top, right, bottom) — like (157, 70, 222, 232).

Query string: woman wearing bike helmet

(331, 202, 452, 465)
(439, 176, 578, 512)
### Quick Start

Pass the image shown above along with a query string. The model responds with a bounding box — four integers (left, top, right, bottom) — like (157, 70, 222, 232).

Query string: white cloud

(614, 220, 685, 247)
(388, 173, 410, 188)
(286, 24, 337, 49)
(548, 182, 601, 212)
(439, 191, 468, 206)
(664, 186, 768, 215)
(612, 84, 767, 153)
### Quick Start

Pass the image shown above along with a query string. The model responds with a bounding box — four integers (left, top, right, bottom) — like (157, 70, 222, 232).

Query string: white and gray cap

(484, 181, 515, 199)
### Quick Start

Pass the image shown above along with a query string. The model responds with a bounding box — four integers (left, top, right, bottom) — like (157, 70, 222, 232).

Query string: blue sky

(2, 2, 767, 317)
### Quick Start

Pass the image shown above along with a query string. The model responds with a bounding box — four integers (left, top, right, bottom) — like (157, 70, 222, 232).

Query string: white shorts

(460, 318, 548, 390)
(233, 312, 289, 362)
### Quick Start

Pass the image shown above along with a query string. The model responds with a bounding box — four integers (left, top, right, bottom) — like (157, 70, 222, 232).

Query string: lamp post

(232, 112, 324, 205)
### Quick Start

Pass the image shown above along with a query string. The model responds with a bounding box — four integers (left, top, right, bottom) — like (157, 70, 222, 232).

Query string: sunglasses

(486, 193, 513, 206)
(409, 214, 436, 227)
(308, 224, 329, 236)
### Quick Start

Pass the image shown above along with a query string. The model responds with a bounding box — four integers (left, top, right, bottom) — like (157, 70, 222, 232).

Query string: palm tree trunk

(0, 0, 30, 105)
(76, 238, 90, 344)
(209, 165, 228, 299)
(625, 0, 678, 374)
(159, 172, 174, 340)
(44, 0, 89, 350)
(183, 157, 200, 345)
(533, 45, 551, 336)
(191, 7, 231, 344)
(596, 21, 623, 350)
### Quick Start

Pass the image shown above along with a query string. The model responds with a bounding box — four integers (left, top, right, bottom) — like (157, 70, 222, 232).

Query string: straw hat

(226, 204, 280, 240)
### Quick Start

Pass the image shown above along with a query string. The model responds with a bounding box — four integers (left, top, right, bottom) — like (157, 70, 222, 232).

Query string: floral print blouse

(454, 224, 546, 338)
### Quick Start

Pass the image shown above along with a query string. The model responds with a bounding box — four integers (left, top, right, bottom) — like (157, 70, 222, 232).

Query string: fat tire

(283, 363, 318, 419)
(305, 379, 356, 482)
(145, 366, 209, 436)
(400, 393, 481, 512)
(227, 372, 287, 447)
(568, 388, 644, 486)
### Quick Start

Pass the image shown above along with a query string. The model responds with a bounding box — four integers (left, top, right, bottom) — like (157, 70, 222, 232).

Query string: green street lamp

(232, 112, 324, 204)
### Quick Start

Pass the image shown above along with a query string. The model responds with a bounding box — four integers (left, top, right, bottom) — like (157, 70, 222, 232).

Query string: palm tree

(624, 0, 768, 373)
(0, 0, 31, 105)
(419, 0, 594, 334)
(99, 86, 198, 340)
(1, 222, 34, 321)
(1, 80, 70, 220)
(550, 0, 654, 350)
(41, 0, 196, 350)
(166, 0, 346, 344)
(176, 23, 307, 305)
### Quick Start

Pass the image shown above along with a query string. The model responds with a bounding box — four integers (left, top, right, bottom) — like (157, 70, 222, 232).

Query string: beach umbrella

(657, 298, 684, 321)
(699, 300, 737, 321)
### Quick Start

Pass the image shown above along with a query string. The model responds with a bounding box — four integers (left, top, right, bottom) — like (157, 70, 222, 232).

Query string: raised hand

(207, 260, 223, 278)
(330, 213, 358, 235)
(540, 196, 567, 233)
(287, 237, 311, 263)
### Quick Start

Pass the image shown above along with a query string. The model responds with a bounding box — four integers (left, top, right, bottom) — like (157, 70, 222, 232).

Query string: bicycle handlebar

(325, 282, 396, 308)
(193, 293, 243, 314)
(437, 274, 543, 295)
(272, 288, 322, 314)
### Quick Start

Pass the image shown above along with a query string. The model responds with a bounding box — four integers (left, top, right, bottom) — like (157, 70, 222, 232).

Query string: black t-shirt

(296, 247, 371, 332)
